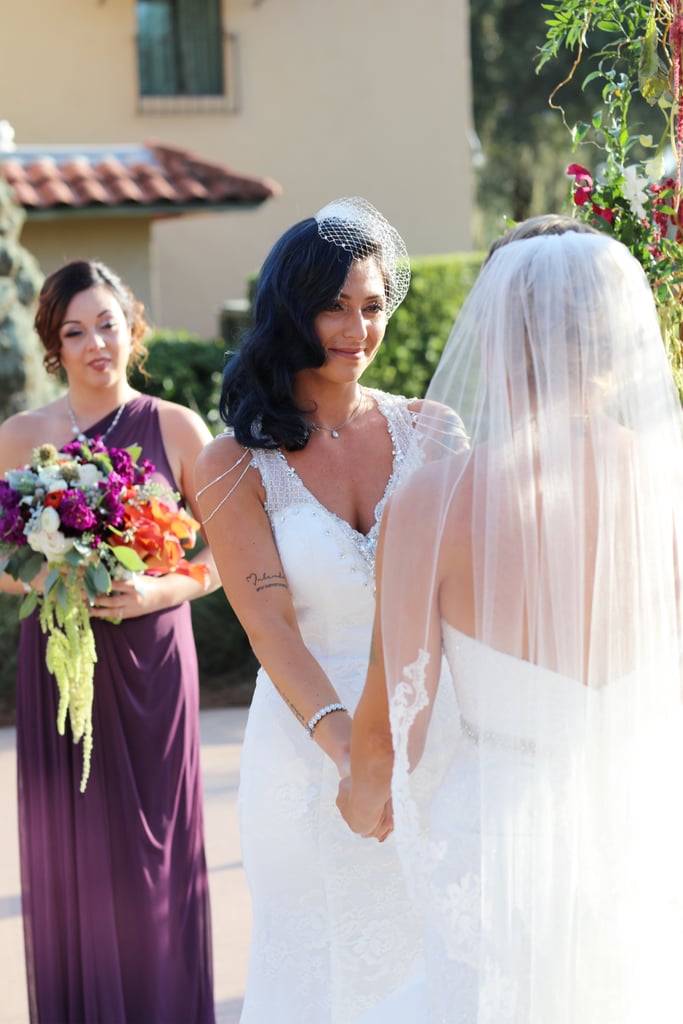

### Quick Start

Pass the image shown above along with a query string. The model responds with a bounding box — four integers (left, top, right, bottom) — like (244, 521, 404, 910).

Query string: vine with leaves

(539, 0, 683, 394)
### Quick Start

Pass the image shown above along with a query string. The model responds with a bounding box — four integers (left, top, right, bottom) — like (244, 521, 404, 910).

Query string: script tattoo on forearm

(271, 681, 306, 725)
(245, 570, 288, 593)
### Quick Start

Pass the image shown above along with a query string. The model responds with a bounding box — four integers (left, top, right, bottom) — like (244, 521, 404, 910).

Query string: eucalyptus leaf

(84, 562, 111, 601)
(17, 550, 45, 583)
(44, 567, 61, 596)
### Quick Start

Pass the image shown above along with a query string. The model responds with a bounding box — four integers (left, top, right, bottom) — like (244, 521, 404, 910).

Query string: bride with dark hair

(196, 197, 466, 1023)
(339, 216, 683, 1022)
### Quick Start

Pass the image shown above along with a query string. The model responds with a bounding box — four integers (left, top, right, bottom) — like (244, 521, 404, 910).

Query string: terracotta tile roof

(0, 138, 281, 217)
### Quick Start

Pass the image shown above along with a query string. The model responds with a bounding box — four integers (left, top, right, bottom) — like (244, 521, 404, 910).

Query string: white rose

(78, 463, 103, 487)
(27, 529, 74, 561)
(40, 506, 61, 532)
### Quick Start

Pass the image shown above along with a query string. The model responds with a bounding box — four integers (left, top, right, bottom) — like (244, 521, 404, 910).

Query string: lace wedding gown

(238, 391, 423, 1023)
(361, 624, 683, 1024)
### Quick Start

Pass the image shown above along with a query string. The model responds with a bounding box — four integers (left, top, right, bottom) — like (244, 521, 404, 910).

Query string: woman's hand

(88, 574, 167, 621)
(336, 777, 394, 842)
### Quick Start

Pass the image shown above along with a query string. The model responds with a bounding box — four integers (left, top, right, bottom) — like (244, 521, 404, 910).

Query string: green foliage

(190, 589, 257, 698)
(469, 0, 600, 241)
(129, 331, 228, 432)
(540, 0, 683, 398)
(0, 594, 20, 721)
(363, 253, 486, 397)
(468, 0, 667, 247)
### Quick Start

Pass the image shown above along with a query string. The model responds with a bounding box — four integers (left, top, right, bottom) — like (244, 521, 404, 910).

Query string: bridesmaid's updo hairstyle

(35, 259, 150, 377)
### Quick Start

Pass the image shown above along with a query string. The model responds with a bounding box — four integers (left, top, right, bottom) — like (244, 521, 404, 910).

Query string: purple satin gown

(16, 395, 215, 1023)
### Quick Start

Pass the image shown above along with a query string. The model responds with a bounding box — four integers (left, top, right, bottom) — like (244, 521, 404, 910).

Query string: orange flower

(117, 500, 209, 588)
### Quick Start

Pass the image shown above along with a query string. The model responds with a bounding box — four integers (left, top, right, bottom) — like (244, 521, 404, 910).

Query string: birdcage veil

(375, 228, 683, 1019)
(315, 197, 411, 317)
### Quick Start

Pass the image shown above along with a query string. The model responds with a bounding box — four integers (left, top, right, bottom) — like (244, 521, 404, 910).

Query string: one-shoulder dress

(16, 395, 214, 1023)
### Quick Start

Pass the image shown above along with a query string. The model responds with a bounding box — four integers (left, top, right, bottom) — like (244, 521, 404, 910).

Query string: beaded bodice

(249, 389, 419, 577)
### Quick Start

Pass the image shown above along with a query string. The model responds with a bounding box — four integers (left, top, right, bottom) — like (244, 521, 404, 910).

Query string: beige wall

(2, 0, 473, 337)
(20, 218, 155, 321)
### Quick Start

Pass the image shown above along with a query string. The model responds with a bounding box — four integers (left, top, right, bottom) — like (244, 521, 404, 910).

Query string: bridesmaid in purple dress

(0, 261, 218, 1023)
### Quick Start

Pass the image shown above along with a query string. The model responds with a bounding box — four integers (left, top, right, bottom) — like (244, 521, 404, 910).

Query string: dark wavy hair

(35, 259, 149, 377)
(220, 216, 384, 450)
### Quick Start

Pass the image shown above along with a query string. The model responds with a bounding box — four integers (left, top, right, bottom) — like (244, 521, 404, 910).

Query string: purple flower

(0, 484, 27, 545)
(108, 448, 136, 485)
(0, 504, 28, 545)
(58, 490, 98, 533)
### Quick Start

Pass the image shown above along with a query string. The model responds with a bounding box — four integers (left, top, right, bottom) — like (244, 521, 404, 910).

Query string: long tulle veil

(378, 229, 683, 1021)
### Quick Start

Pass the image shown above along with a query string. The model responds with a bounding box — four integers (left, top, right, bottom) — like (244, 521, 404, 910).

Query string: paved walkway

(0, 707, 251, 1024)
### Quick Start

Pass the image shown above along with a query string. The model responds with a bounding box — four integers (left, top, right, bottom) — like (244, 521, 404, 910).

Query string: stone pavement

(0, 707, 252, 1024)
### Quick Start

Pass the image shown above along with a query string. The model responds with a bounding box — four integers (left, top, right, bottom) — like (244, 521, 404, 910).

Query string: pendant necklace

(310, 389, 365, 439)
(67, 396, 126, 444)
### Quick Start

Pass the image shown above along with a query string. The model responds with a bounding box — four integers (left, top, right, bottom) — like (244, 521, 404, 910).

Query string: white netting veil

(315, 197, 411, 316)
(374, 224, 683, 1020)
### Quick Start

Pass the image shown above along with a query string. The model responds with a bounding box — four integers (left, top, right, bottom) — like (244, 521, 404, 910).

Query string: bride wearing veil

(338, 216, 683, 1022)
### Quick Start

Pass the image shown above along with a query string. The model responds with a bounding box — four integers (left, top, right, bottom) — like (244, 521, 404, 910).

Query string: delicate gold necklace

(67, 396, 126, 444)
(309, 389, 364, 439)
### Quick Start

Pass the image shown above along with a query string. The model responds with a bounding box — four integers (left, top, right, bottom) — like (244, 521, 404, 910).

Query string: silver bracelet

(306, 702, 348, 737)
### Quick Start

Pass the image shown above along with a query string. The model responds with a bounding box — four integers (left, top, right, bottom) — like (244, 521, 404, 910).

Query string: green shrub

(190, 589, 258, 704)
(363, 252, 486, 397)
(0, 593, 20, 722)
(129, 331, 228, 432)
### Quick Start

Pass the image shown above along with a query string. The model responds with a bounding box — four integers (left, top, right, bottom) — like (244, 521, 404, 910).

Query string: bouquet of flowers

(0, 437, 209, 792)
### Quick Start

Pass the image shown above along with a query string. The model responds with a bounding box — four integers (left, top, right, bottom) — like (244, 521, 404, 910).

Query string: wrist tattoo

(246, 570, 288, 593)
(272, 681, 305, 724)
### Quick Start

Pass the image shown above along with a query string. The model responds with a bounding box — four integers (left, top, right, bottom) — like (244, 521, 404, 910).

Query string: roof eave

(21, 199, 270, 223)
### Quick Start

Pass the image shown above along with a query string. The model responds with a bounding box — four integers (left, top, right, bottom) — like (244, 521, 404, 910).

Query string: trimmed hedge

(0, 252, 484, 717)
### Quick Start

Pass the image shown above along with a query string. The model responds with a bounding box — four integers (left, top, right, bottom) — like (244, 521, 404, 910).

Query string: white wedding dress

(360, 624, 683, 1023)
(238, 390, 423, 1024)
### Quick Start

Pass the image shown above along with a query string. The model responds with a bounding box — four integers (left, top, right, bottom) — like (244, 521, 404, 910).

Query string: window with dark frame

(136, 0, 224, 97)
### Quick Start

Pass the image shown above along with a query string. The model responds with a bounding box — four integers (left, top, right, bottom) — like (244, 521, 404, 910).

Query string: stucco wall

(20, 218, 154, 322)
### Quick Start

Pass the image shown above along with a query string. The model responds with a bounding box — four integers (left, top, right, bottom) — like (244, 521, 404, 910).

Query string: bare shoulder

(410, 396, 465, 424)
(195, 433, 264, 529)
(390, 450, 470, 523)
(0, 401, 64, 472)
(195, 432, 250, 487)
(155, 397, 213, 446)
(407, 397, 469, 453)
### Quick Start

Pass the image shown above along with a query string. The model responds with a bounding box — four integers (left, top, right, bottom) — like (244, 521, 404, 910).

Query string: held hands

(336, 777, 394, 843)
